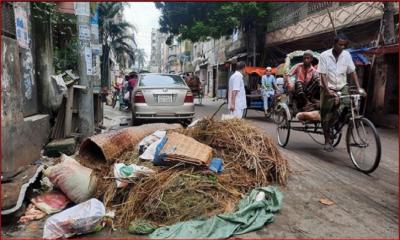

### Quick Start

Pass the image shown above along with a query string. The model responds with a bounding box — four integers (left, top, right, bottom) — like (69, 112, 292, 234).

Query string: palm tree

(134, 48, 147, 71)
(98, 2, 136, 87)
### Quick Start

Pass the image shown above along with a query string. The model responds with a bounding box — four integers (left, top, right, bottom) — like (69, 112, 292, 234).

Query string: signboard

(91, 44, 102, 55)
(85, 47, 93, 75)
(74, 2, 90, 16)
(90, 10, 98, 24)
(90, 8, 99, 42)
(79, 25, 91, 41)
(14, 6, 29, 49)
(91, 24, 99, 41)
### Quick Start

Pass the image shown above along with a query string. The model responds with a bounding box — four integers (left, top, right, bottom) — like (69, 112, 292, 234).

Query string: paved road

(104, 97, 399, 238)
(3, 98, 398, 238)
(197, 97, 399, 238)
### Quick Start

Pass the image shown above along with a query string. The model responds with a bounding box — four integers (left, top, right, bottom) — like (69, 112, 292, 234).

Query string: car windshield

(139, 74, 186, 87)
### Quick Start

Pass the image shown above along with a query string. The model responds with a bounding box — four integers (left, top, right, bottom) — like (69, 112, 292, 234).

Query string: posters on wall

(85, 47, 93, 75)
(91, 44, 102, 55)
(74, 2, 90, 16)
(14, 6, 29, 49)
(79, 25, 91, 41)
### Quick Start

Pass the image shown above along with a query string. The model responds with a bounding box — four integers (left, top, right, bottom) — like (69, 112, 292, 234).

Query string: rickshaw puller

(317, 33, 365, 152)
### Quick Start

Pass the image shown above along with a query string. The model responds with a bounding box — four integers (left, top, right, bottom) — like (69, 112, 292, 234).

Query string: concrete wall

(15, 2, 38, 117)
(32, 6, 54, 113)
(2, 36, 50, 174)
(2, 2, 50, 175)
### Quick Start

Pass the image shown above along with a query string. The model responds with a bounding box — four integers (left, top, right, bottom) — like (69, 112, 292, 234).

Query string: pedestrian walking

(261, 67, 278, 115)
(317, 33, 365, 152)
(228, 61, 247, 118)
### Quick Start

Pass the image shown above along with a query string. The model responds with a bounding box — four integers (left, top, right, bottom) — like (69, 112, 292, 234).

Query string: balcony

(265, 2, 389, 46)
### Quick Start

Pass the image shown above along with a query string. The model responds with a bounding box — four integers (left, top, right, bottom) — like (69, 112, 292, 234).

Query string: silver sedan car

(131, 73, 195, 125)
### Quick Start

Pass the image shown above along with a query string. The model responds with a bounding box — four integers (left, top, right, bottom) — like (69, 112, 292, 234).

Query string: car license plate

(158, 95, 172, 103)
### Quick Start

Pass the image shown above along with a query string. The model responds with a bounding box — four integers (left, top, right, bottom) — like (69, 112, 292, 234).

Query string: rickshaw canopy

(245, 66, 276, 77)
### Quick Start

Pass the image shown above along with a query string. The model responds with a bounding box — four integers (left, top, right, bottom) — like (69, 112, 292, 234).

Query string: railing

(266, 2, 340, 32)
(1, 2, 16, 38)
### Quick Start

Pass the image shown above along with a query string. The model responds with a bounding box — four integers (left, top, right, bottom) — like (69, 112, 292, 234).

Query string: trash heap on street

(7, 119, 289, 239)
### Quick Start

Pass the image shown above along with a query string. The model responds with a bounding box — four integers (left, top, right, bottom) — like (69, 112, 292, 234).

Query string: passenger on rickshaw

(285, 50, 320, 112)
(261, 67, 280, 116)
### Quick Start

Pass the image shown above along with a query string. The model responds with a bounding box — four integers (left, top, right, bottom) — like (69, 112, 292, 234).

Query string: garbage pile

(12, 119, 289, 238)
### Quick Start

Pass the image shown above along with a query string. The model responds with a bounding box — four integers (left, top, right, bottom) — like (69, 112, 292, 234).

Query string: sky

(123, 2, 161, 64)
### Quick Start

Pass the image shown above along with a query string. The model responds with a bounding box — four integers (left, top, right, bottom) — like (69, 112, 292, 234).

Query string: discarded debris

(155, 132, 213, 166)
(180, 118, 289, 187)
(31, 191, 70, 214)
(319, 198, 335, 206)
(113, 163, 154, 188)
(78, 123, 182, 170)
(209, 158, 224, 173)
(44, 154, 97, 203)
(128, 219, 158, 235)
(43, 198, 105, 239)
(18, 204, 47, 224)
(92, 119, 288, 229)
(149, 187, 283, 239)
(44, 138, 76, 157)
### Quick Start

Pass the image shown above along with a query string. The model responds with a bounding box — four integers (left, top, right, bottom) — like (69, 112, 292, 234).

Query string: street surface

(3, 98, 398, 238)
(98, 98, 400, 238)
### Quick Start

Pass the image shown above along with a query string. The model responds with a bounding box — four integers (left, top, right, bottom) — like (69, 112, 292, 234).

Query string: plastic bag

(49, 74, 68, 111)
(113, 163, 154, 188)
(43, 198, 105, 239)
(31, 191, 70, 214)
(138, 130, 166, 155)
(44, 154, 97, 203)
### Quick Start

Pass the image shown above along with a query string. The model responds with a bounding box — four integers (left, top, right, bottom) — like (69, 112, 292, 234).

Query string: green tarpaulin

(149, 186, 283, 239)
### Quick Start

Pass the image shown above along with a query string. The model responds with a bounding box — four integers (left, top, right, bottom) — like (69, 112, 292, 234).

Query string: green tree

(155, 2, 271, 65)
(99, 2, 136, 87)
(32, 2, 78, 73)
(134, 48, 147, 71)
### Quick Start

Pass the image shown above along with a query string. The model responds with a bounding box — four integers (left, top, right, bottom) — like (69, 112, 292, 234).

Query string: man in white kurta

(228, 61, 247, 118)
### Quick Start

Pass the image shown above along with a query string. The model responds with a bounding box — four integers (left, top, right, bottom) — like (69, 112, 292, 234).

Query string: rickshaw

(274, 50, 381, 174)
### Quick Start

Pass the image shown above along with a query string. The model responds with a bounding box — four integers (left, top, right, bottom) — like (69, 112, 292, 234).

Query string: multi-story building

(149, 29, 166, 73)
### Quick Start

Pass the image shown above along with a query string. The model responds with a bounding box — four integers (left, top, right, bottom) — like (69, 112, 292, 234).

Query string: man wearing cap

(261, 67, 279, 116)
(286, 50, 320, 111)
(318, 33, 365, 152)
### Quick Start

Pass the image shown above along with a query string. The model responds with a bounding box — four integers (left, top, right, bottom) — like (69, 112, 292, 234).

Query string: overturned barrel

(79, 123, 182, 168)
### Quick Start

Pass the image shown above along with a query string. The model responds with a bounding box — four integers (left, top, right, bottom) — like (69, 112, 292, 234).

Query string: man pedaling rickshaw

(285, 50, 321, 112)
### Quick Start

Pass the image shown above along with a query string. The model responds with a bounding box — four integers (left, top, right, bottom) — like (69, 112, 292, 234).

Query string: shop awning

(244, 66, 276, 77)
(226, 53, 247, 63)
(364, 44, 399, 55)
(347, 48, 371, 65)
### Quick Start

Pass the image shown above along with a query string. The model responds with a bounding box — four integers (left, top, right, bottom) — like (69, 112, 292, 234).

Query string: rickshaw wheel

(276, 108, 290, 147)
(346, 117, 381, 174)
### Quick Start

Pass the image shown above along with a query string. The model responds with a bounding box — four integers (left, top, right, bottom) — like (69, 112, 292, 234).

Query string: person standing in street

(261, 67, 279, 116)
(228, 61, 247, 118)
(317, 33, 365, 152)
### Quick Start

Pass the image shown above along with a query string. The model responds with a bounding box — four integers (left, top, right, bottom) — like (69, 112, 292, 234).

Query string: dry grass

(93, 118, 289, 227)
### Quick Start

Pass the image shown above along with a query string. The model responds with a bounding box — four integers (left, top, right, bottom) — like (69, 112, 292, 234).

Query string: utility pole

(76, 3, 94, 139)
(383, 2, 395, 45)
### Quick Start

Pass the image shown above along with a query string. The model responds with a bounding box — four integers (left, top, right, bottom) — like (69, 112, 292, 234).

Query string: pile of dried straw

(92, 118, 289, 227)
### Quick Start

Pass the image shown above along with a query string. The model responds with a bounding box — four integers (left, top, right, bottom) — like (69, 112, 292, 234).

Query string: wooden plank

(64, 87, 74, 136)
